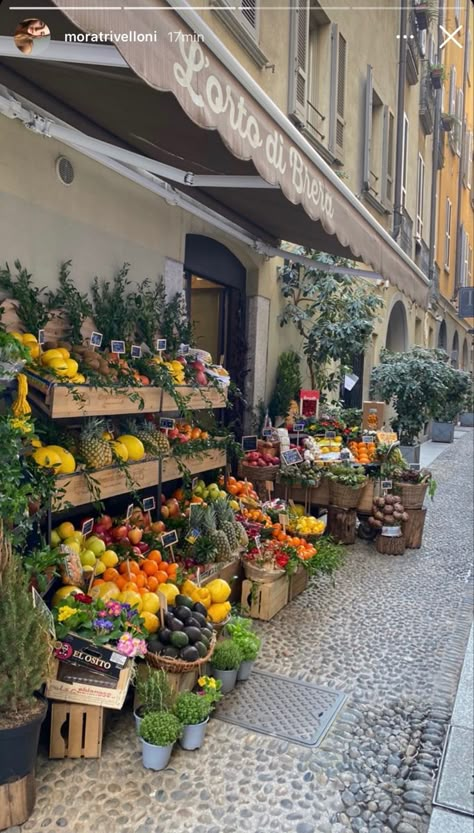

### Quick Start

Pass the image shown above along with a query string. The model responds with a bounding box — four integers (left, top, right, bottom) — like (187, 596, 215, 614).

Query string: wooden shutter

(240, 1, 257, 30)
(449, 66, 456, 115)
(288, 1, 309, 125)
(381, 105, 392, 205)
(362, 65, 373, 191)
(336, 32, 346, 153)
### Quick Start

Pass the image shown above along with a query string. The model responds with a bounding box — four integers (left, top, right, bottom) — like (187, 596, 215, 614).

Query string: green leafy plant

(324, 464, 367, 487)
(160, 292, 193, 355)
(431, 365, 471, 423)
(268, 350, 301, 422)
(211, 639, 243, 671)
(91, 263, 135, 346)
(0, 417, 36, 542)
(308, 537, 345, 578)
(0, 260, 51, 333)
(48, 261, 93, 345)
(139, 710, 182, 746)
(22, 543, 64, 594)
(0, 330, 31, 365)
(226, 617, 261, 661)
(127, 278, 166, 350)
(173, 691, 213, 725)
(136, 669, 175, 715)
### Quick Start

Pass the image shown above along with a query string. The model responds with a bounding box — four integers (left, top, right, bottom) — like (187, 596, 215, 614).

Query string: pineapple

(126, 420, 170, 457)
(78, 419, 113, 469)
(214, 499, 239, 551)
(235, 521, 249, 548)
(192, 535, 218, 565)
(202, 505, 232, 563)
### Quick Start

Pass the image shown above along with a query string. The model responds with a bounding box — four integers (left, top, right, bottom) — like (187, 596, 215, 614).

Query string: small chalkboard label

(262, 428, 273, 438)
(156, 338, 167, 351)
(362, 435, 373, 443)
(293, 422, 306, 433)
(325, 430, 336, 439)
(90, 331, 103, 348)
(179, 343, 190, 355)
(161, 530, 178, 548)
(81, 517, 94, 537)
(37, 329, 45, 345)
(126, 503, 134, 521)
(130, 345, 142, 359)
(381, 480, 392, 490)
(110, 340, 125, 354)
(242, 435, 258, 452)
(143, 496, 156, 512)
(409, 463, 421, 471)
(159, 417, 176, 430)
(281, 448, 303, 466)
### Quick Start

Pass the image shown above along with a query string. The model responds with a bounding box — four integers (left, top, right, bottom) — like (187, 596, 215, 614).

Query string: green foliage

(431, 364, 471, 423)
(136, 669, 175, 714)
(0, 260, 50, 332)
(226, 617, 261, 661)
(279, 251, 382, 396)
(0, 541, 51, 713)
(48, 261, 93, 345)
(139, 710, 182, 746)
(160, 292, 193, 355)
(91, 263, 134, 345)
(0, 331, 30, 368)
(173, 691, 213, 725)
(0, 417, 35, 541)
(22, 542, 64, 594)
(127, 278, 166, 351)
(211, 639, 243, 671)
(309, 537, 346, 578)
(324, 464, 367, 487)
(268, 350, 301, 421)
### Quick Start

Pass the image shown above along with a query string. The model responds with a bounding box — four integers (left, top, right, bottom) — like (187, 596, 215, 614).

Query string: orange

(92, 578, 105, 587)
(122, 580, 139, 592)
(115, 575, 127, 591)
(191, 427, 201, 439)
(135, 573, 147, 588)
(103, 567, 120, 583)
(173, 487, 185, 501)
(228, 476, 237, 486)
(156, 570, 168, 584)
(227, 485, 239, 495)
(200, 431, 208, 440)
(119, 560, 140, 576)
(147, 550, 162, 564)
(142, 559, 158, 576)
(147, 575, 159, 592)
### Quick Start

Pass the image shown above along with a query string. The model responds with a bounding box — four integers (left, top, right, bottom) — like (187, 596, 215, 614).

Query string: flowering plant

(197, 675, 223, 704)
(53, 593, 147, 651)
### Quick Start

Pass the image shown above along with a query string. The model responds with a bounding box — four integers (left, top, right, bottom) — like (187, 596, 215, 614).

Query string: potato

(394, 503, 404, 513)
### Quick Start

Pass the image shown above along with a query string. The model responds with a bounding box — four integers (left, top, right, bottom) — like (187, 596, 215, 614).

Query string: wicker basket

(239, 462, 279, 482)
(329, 480, 367, 509)
(357, 479, 375, 513)
(243, 562, 285, 583)
(145, 632, 216, 674)
(393, 482, 428, 509)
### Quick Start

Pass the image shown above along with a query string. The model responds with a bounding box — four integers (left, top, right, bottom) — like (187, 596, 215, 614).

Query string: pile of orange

(241, 507, 272, 525)
(92, 550, 178, 593)
(348, 440, 376, 463)
(221, 475, 259, 501)
(270, 524, 317, 560)
(176, 423, 209, 441)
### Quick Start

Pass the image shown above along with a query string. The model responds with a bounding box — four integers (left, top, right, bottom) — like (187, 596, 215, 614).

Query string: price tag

(130, 345, 142, 359)
(161, 530, 178, 548)
(179, 343, 190, 355)
(254, 535, 261, 550)
(325, 430, 336, 439)
(143, 496, 156, 512)
(278, 512, 288, 533)
(110, 340, 126, 354)
(242, 435, 258, 452)
(262, 428, 273, 438)
(409, 463, 421, 471)
(81, 518, 94, 536)
(156, 338, 167, 351)
(160, 417, 176, 430)
(340, 449, 351, 461)
(90, 331, 103, 348)
(125, 503, 134, 521)
(191, 476, 198, 490)
(37, 329, 45, 345)
(31, 587, 56, 638)
(265, 480, 274, 493)
(281, 448, 303, 466)
(362, 435, 373, 443)
(381, 480, 392, 491)
(185, 528, 201, 544)
(294, 422, 306, 433)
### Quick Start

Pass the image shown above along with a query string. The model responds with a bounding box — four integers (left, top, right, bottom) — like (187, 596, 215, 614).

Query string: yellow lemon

(50, 529, 61, 546)
(156, 583, 180, 604)
(100, 549, 119, 568)
(52, 585, 82, 607)
(47, 358, 69, 376)
(32, 447, 62, 470)
(111, 440, 129, 461)
(57, 521, 76, 540)
(9, 331, 24, 343)
(56, 348, 70, 360)
(116, 435, 145, 461)
(91, 581, 121, 602)
(118, 590, 143, 611)
(31, 438, 43, 448)
(41, 349, 63, 365)
(22, 333, 38, 344)
(102, 431, 114, 441)
(140, 611, 159, 633)
(46, 446, 76, 474)
(94, 560, 106, 576)
(141, 592, 160, 615)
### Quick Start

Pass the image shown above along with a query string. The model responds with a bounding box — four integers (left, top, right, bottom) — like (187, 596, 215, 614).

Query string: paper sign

(381, 480, 392, 490)
(110, 340, 125, 354)
(281, 448, 303, 466)
(265, 481, 274, 493)
(32, 587, 56, 638)
(409, 463, 421, 471)
(160, 417, 176, 430)
(344, 373, 359, 391)
(90, 331, 103, 348)
(242, 435, 258, 452)
(130, 345, 142, 359)
(156, 338, 167, 351)
(126, 503, 134, 521)
(143, 496, 156, 512)
(161, 530, 178, 548)
(81, 518, 94, 536)
(37, 329, 45, 345)
(362, 435, 373, 443)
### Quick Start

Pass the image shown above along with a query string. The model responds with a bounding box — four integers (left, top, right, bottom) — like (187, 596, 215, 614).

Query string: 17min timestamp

(167, 30, 204, 43)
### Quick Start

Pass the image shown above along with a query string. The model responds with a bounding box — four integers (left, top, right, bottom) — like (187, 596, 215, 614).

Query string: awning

(0, 0, 431, 307)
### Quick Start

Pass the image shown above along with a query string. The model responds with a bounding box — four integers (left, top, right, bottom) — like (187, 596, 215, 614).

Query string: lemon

(111, 440, 129, 461)
(116, 434, 145, 461)
(46, 445, 76, 474)
(22, 333, 38, 344)
(80, 549, 96, 567)
(33, 447, 62, 470)
(100, 549, 118, 568)
(140, 611, 159, 633)
(68, 530, 83, 544)
(91, 581, 121, 602)
(31, 438, 43, 448)
(26, 343, 41, 360)
(141, 592, 160, 614)
(156, 583, 180, 604)
(57, 521, 76, 540)
(47, 358, 69, 376)
(94, 560, 106, 576)
(50, 529, 61, 546)
(71, 373, 86, 384)
(118, 590, 143, 611)
(52, 585, 82, 607)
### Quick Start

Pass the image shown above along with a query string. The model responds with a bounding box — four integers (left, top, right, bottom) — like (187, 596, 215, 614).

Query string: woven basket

(357, 479, 375, 513)
(239, 462, 279, 482)
(393, 482, 428, 509)
(243, 562, 285, 583)
(329, 480, 366, 509)
(145, 632, 216, 674)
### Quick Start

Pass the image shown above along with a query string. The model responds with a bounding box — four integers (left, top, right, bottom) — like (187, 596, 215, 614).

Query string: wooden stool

(327, 506, 357, 544)
(49, 702, 104, 759)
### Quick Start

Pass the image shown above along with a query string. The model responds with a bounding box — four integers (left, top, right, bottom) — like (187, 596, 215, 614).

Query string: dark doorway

(343, 352, 364, 408)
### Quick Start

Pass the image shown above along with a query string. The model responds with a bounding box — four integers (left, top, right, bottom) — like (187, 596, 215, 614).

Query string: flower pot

(0, 697, 47, 785)
(180, 719, 208, 751)
(210, 666, 238, 694)
(441, 116, 454, 132)
(431, 421, 455, 443)
(237, 660, 255, 681)
(430, 72, 442, 90)
(134, 706, 146, 735)
(460, 412, 474, 427)
(141, 739, 174, 770)
(399, 444, 421, 465)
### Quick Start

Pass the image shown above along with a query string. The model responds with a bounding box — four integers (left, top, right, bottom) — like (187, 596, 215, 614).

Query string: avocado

(175, 605, 192, 623)
(147, 638, 161, 654)
(170, 630, 189, 649)
(187, 616, 202, 629)
(191, 612, 207, 628)
(175, 594, 194, 609)
(195, 641, 208, 658)
(180, 645, 199, 662)
(193, 602, 208, 617)
(164, 612, 177, 629)
(162, 646, 179, 658)
(169, 618, 185, 632)
(201, 627, 213, 642)
(158, 628, 172, 645)
(184, 626, 202, 644)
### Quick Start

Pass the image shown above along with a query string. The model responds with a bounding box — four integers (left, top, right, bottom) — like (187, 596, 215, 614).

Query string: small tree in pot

(139, 711, 182, 770)
(431, 364, 471, 442)
(210, 639, 243, 694)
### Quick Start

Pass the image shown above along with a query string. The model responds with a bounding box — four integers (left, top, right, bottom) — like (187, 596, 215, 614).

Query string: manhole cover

(214, 669, 346, 747)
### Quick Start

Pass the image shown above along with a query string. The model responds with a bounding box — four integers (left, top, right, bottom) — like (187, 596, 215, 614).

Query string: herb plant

(136, 669, 175, 715)
(139, 711, 182, 746)
(268, 350, 301, 422)
(211, 639, 243, 671)
(173, 691, 213, 725)
(127, 278, 166, 350)
(226, 617, 261, 661)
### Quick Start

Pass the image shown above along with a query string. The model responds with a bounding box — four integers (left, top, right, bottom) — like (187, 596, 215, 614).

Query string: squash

(207, 601, 231, 623)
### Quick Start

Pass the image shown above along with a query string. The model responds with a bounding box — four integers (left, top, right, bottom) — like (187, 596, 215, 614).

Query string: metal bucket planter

(210, 666, 238, 694)
(400, 444, 421, 465)
(180, 719, 208, 751)
(141, 739, 174, 770)
(431, 421, 455, 443)
(134, 706, 146, 735)
(237, 660, 255, 681)
(460, 412, 474, 427)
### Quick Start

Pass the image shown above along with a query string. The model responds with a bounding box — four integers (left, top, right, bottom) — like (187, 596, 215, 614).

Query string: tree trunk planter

(0, 698, 47, 830)
(393, 481, 428, 510)
(376, 533, 406, 556)
(431, 421, 455, 443)
(402, 508, 427, 548)
(180, 719, 208, 751)
(327, 506, 357, 544)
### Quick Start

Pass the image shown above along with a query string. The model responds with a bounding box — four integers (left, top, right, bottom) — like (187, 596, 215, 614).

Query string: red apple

(128, 527, 143, 545)
(161, 505, 170, 519)
(137, 541, 148, 553)
(98, 514, 113, 530)
(195, 371, 208, 386)
(112, 525, 128, 541)
(169, 428, 180, 440)
(192, 360, 205, 372)
(176, 356, 187, 366)
(178, 433, 189, 443)
(103, 533, 114, 546)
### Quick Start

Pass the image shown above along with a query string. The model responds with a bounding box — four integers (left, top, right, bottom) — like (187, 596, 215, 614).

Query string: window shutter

(363, 65, 373, 191)
(336, 33, 346, 153)
(329, 24, 346, 156)
(240, 1, 256, 29)
(455, 90, 463, 155)
(449, 66, 456, 115)
(288, 1, 309, 126)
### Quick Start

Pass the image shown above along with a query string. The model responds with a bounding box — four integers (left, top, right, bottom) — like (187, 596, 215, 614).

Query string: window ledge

(211, 1, 268, 68)
(362, 189, 390, 216)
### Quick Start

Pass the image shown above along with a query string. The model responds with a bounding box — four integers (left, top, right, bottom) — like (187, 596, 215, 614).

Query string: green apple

(94, 560, 106, 576)
(193, 486, 204, 497)
(69, 531, 84, 544)
(80, 549, 97, 567)
(196, 479, 206, 490)
(50, 530, 61, 547)
(63, 537, 81, 554)
(85, 536, 106, 556)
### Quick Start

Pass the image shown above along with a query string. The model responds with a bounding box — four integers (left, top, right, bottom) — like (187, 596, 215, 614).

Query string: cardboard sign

(90, 331, 103, 348)
(143, 496, 156, 512)
(110, 340, 125, 354)
(156, 338, 167, 351)
(54, 634, 127, 680)
(242, 435, 258, 452)
(37, 329, 45, 345)
(161, 530, 178, 548)
(265, 480, 274, 493)
(160, 417, 176, 430)
(130, 344, 142, 359)
(31, 587, 56, 638)
(81, 517, 94, 536)
(363, 401, 384, 431)
(281, 448, 303, 466)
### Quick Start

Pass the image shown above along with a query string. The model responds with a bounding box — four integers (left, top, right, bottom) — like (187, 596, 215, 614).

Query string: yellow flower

(57, 605, 77, 622)
(208, 679, 217, 688)
(198, 676, 207, 687)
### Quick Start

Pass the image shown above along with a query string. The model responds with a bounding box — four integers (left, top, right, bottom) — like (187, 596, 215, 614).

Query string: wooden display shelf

(54, 449, 227, 510)
(26, 370, 227, 418)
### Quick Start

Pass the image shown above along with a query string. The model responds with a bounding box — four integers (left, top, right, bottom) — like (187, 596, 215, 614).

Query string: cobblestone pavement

(17, 433, 474, 833)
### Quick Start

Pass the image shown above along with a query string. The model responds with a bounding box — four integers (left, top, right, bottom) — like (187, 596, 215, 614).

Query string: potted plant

(134, 669, 174, 734)
(441, 112, 455, 132)
(429, 63, 446, 89)
(414, 0, 437, 30)
(139, 710, 182, 770)
(431, 365, 470, 443)
(460, 388, 474, 427)
(173, 677, 222, 751)
(226, 617, 262, 681)
(325, 464, 367, 508)
(210, 639, 243, 694)
(0, 528, 51, 828)
(0, 331, 30, 383)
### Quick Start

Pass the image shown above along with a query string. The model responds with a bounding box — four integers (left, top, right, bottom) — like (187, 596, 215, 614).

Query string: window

(416, 154, 425, 239)
(288, 1, 310, 126)
(385, 109, 395, 203)
(212, 0, 267, 67)
(454, 89, 464, 155)
(462, 130, 473, 188)
(448, 66, 456, 115)
(458, 227, 470, 288)
(444, 198, 452, 270)
(328, 25, 346, 158)
(400, 113, 409, 209)
(362, 67, 386, 211)
(469, 246, 473, 287)
(305, 12, 331, 145)
(454, 0, 461, 25)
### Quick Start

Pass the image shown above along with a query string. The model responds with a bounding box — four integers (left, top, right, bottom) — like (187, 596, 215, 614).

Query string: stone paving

(16, 432, 474, 833)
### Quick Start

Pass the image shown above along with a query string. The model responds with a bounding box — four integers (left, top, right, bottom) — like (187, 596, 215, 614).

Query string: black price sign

(381, 480, 392, 491)
(130, 345, 142, 359)
(242, 435, 258, 452)
(156, 338, 167, 351)
(325, 430, 336, 439)
(38, 329, 45, 345)
(81, 518, 94, 536)
(90, 331, 103, 348)
(160, 417, 176, 430)
(294, 422, 306, 433)
(161, 530, 178, 548)
(179, 344, 190, 355)
(362, 435, 373, 443)
(409, 463, 421, 471)
(143, 496, 156, 512)
(262, 428, 273, 438)
(110, 340, 125, 354)
(185, 528, 201, 544)
(281, 448, 303, 466)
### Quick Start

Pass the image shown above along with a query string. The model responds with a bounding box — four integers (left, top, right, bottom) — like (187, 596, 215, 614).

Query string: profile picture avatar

(14, 18, 50, 55)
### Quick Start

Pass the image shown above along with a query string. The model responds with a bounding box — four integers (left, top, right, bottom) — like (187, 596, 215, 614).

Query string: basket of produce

(368, 494, 409, 531)
(242, 541, 288, 583)
(243, 561, 285, 583)
(146, 594, 218, 673)
(392, 469, 435, 509)
(240, 450, 280, 482)
(326, 464, 367, 509)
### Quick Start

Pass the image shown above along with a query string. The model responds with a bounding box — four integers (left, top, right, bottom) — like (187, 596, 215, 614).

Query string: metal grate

(56, 156, 74, 186)
(214, 669, 346, 747)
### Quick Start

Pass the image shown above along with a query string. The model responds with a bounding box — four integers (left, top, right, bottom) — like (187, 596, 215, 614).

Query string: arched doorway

(462, 338, 469, 370)
(451, 331, 459, 367)
(386, 301, 408, 352)
(437, 320, 447, 351)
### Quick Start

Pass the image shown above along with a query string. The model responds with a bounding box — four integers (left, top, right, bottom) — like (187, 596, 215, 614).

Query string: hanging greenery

(47, 261, 93, 345)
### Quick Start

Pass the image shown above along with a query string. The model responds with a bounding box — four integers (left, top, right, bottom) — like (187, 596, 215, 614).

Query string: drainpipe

(428, 0, 444, 296)
(392, 2, 408, 241)
(453, 0, 470, 300)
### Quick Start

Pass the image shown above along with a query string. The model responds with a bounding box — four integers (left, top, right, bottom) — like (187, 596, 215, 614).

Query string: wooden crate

(162, 448, 226, 481)
(161, 385, 228, 411)
(288, 565, 309, 601)
(49, 702, 104, 759)
(0, 773, 36, 830)
(241, 575, 289, 621)
(54, 459, 160, 510)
